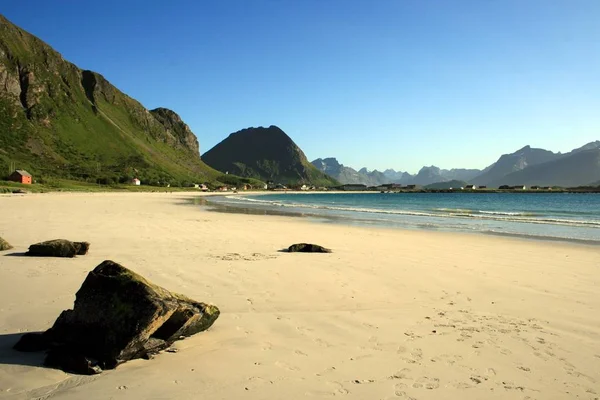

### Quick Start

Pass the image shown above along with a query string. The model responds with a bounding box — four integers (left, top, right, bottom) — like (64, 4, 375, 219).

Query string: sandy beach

(0, 192, 598, 400)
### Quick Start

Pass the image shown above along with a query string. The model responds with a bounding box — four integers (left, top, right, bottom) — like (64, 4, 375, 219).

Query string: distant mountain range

(202, 126, 338, 186)
(313, 141, 600, 188)
(311, 160, 482, 186)
(311, 158, 392, 186)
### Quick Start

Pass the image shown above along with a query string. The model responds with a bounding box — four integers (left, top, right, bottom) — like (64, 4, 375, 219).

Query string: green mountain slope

(203, 126, 338, 186)
(0, 14, 221, 185)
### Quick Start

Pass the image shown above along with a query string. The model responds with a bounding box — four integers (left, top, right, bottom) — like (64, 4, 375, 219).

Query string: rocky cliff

(0, 14, 218, 185)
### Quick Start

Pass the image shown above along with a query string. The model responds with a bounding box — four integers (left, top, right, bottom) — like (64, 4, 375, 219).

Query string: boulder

(286, 243, 332, 253)
(14, 260, 220, 374)
(0, 237, 13, 251)
(27, 239, 90, 257)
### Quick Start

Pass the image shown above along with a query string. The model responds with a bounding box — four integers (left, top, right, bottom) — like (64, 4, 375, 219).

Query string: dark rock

(13, 260, 220, 374)
(27, 239, 90, 257)
(12, 332, 50, 352)
(286, 243, 332, 253)
(0, 237, 13, 251)
(45, 347, 103, 375)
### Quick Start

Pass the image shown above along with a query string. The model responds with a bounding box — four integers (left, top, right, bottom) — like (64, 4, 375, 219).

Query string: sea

(204, 192, 600, 244)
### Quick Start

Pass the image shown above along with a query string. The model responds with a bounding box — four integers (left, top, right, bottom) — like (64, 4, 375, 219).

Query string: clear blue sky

(3, 0, 599, 173)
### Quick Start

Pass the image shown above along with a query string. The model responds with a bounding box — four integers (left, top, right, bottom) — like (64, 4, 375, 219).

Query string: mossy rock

(286, 243, 332, 253)
(0, 237, 13, 251)
(27, 239, 90, 257)
(14, 260, 220, 374)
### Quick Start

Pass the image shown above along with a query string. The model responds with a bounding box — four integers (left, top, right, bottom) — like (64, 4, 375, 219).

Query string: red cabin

(8, 170, 32, 185)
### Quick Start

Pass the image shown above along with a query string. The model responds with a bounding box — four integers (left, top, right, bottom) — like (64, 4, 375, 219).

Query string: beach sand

(0, 192, 598, 399)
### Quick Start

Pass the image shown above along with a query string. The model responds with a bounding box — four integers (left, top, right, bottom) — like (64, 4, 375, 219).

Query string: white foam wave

(219, 196, 600, 228)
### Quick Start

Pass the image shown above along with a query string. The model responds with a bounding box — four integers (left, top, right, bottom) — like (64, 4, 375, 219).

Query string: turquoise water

(207, 192, 600, 243)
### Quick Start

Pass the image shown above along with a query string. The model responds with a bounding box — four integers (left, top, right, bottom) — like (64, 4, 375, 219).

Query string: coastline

(1, 192, 599, 399)
(200, 191, 600, 246)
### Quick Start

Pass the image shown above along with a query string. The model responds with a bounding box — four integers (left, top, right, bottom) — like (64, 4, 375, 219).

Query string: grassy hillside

(0, 14, 234, 186)
(203, 126, 339, 186)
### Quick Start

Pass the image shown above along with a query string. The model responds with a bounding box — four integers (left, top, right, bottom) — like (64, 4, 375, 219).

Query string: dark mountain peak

(225, 125, 294, 147)
(358, 167, 369, 174)
(203, 127, 337, 185)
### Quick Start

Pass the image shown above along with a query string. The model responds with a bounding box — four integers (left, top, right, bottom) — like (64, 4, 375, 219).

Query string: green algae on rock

(14, 260, 220, 374)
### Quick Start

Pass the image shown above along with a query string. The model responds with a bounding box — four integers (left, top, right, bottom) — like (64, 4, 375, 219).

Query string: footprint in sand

(431, 353, 463, 366)
(261, 342, 273, 351)
(389, 368, 411, 380)
(275, 361, 300, 371)
(394, 384, 417, 400)
(470, 375, 488, 384)
(412, 376, 440, 390)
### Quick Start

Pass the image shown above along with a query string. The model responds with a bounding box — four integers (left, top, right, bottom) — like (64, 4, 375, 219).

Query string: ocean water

(206, 192, 600, 243)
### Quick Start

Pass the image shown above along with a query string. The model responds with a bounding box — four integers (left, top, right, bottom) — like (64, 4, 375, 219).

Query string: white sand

(0, 192, 598, 399)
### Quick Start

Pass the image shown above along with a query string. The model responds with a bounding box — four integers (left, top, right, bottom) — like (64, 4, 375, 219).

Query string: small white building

(301, 184, 308, 191)
(132, 178, 141, 186)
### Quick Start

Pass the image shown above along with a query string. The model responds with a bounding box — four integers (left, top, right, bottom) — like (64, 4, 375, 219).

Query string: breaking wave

(223, 196, 600, 228)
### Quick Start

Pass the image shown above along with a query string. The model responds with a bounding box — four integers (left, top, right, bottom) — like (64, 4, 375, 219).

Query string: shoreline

(199, 192, 600, 247)
(1, 192, 599, 399)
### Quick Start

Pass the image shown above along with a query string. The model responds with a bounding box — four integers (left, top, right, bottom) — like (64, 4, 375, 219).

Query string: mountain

(408, 166, 482, 185)
(312, 158, 365, 184)
(0, 14, 227, 186)
(570, 140, 600, 154)
(472, 146, 561, 186)
(311, 158, 393, 186)
(312, 159, 481, 186)
(440, 168, 482, 182)
(425, 180, 468, 189)
(357, 168, 389, 186)
(487, 148, 600, 188)
(203, 126, 338, 186)
(410, 166, 443, 185)
(383, 169, 412, 183)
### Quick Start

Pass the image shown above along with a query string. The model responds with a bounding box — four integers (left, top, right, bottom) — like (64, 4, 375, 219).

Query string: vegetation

(0, 15, 251, 187)
(202, 126, 339, 186)
(0, 179, 215, 193)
